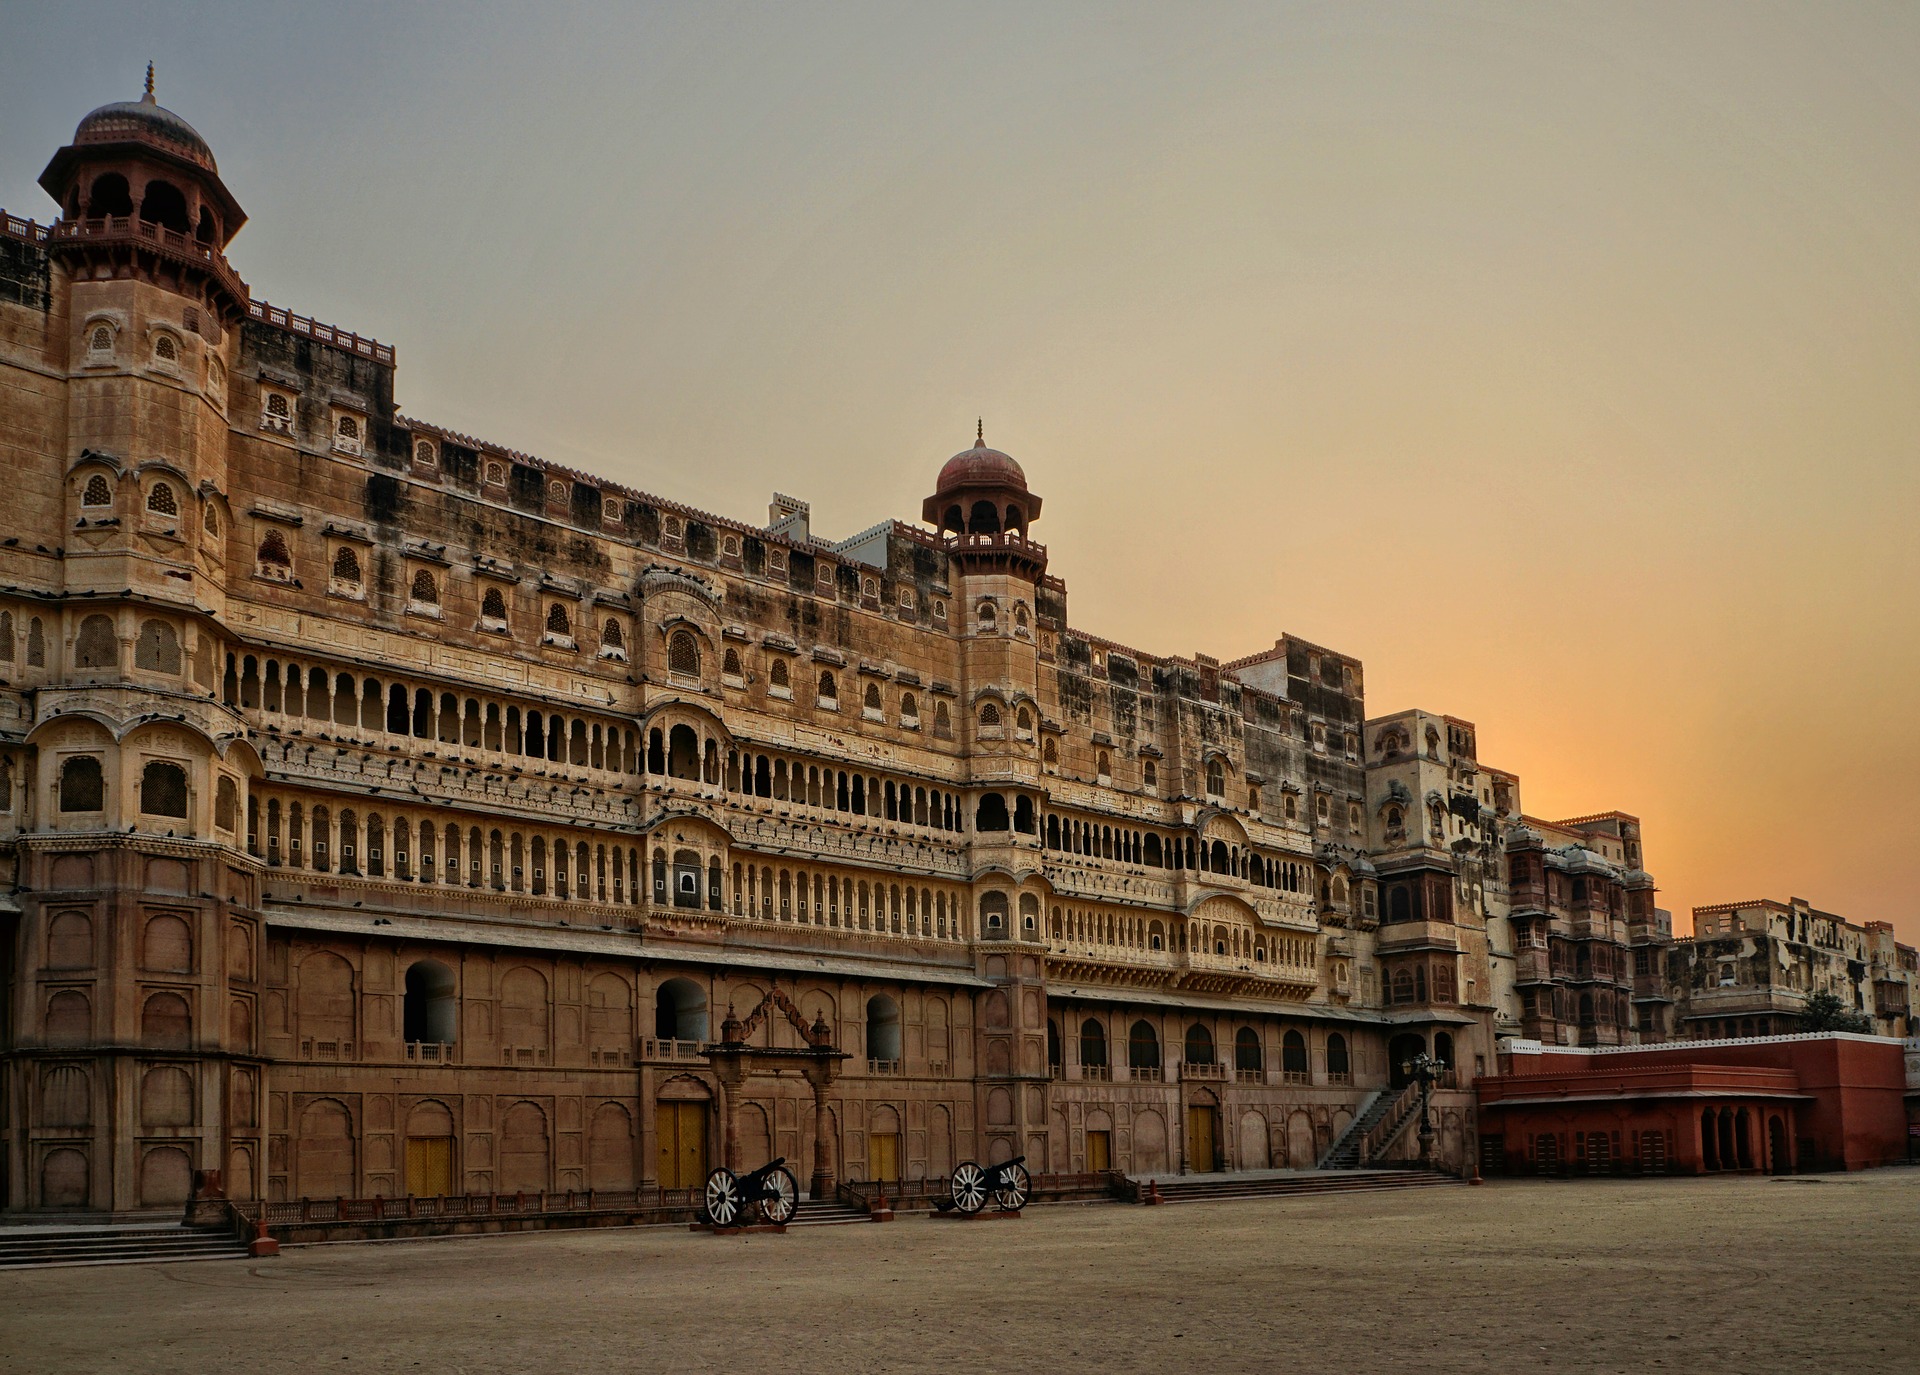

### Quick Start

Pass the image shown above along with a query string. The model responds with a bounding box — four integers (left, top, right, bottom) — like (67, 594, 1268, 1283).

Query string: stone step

(786, 1202, 871, 1227)
(1144, 1172, 1461, 1205)
(0, 1231, 249, 1270)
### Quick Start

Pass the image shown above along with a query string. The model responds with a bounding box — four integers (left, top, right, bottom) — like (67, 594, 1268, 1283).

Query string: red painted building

(1476, 1032, 1908, 1175)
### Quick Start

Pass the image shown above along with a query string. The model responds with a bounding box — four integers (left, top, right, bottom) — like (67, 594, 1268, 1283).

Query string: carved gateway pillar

(702, 989, 846, 1199)
(803, 1060, 837, 1199)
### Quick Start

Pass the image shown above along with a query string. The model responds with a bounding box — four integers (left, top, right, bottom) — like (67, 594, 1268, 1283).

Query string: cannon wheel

(704, 1167, 742, 1228)
(950, 1161, 989, 1215)
(993, 1161, 1032, 1211)
(756, 1165, 800, 1225)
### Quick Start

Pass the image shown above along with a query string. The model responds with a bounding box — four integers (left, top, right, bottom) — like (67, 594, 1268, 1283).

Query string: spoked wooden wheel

(756, 1166, 800, 1225)
(950, 1161, 988, 1215)
(704, 1167, 742, 1227)
(993, 1162, 1032, 1211)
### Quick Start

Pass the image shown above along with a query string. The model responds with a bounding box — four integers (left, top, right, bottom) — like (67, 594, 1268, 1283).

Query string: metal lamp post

(1400, 1051, 1442, 1165)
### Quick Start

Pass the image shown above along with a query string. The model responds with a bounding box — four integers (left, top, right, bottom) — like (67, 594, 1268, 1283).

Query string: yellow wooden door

(1187, 1107, 1216, 1172)
(657, 1103, 708, 1189)
(405, 1137, 453, 1197)
(870, 1132, 900, 1183)
(1086, 1130, 1111, 1174)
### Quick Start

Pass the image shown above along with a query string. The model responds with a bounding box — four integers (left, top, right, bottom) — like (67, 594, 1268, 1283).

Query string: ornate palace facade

(1, 84, 1686, 1214)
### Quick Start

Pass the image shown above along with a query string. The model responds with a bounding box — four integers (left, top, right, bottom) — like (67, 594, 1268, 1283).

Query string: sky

(3, 3, 1915, 941)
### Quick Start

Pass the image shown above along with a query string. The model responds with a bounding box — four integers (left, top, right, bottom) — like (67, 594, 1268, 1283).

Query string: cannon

(703, 1157, 800, 1228)
(943, 1155, 1031, 1214)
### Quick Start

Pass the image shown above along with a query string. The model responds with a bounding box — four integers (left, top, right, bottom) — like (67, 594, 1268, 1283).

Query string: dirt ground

(4, 1172, 1916, 1375)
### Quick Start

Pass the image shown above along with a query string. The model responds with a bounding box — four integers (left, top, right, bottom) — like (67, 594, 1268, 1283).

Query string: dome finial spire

(143, 61, 155, 103)
(976, 417, 984, 448)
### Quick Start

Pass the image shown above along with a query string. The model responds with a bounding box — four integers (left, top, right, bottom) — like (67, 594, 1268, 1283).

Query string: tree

(1798, 990, 1871, 1034)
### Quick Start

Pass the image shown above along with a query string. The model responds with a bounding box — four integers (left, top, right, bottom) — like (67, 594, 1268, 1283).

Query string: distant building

(1478, 1032, 1911, 1175)
(1671, 897, 1918, 1041)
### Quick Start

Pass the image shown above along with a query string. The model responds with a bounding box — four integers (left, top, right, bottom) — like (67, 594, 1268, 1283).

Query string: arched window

(602, 618, 624, 649)
(331, 546, 361, 584)
(1183, 1023, 1215, 1066)
(1282, 1030, 1308, 1078)
(214, 775, 238, 831)
(140, 761, 189, 818)
(667, 724, 700, 780)
(264, 392, 291, 420)
(901, 692, 917, 721)
(1143, 760, 1157, 790)
(257, 529, 292, 569)
(1327, 1032, 1351, 1079)
(414, 440, 436, 465)
(1080, 1018, 1108, 1068)
(722, 646, 743, 679)
(203, 501, 218, 535)
(1096, 750, 1110, 778)
(404, 960, 457, 1044)
(410, 569, 438, 605)
(1127, 1020, 1160, 1072)
(58, 756, 105, 811)
(1016, 707, 1032, 735)
(654, 977, 707, 1042)
(817, 671, 837, 703)
(866, 994, 902, 1064)
(975, 793, 1010, 831)
(667, 630, 699, 677)
(81, 474, 112, 506)
(134, 619, 181, 673)
(769, 659, 790, 691)
(337, 414, 361, 440)
(153, 333, 178, 363)
(1205, 759, 1224, 796)
(1234, 1027, 1263, 1074)
(863, 682, 882, 714)
(75, 614, 117, 669)
(977, 601, 997, 632)
(89, 324, 114, 354)
(146, 482, 177, 516)
(978, 701, 1001, 729)
(546, 602, 572, 636)
(481, 587, 508, 624)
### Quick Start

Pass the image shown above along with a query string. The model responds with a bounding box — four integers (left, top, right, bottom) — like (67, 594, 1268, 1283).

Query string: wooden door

(1085, 1130, 1111, 1174)
(405, 1137, 453, 1197)
(656, 1102, 708, 1189)
(870, 1132, 900, 1184)
(1186, 1106, 1216, 1172)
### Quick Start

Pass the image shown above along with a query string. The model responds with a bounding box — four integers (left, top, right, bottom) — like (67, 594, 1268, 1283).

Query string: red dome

(935, 443, 1027, 495)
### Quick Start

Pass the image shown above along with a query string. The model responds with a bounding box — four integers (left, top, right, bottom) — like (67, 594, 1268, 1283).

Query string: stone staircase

(1319, 1082, 1423, 1169)
(0, 1223, 251, 1270)
(1136, 1168, 1463, 1206)
(787, 1197, 872, 1228)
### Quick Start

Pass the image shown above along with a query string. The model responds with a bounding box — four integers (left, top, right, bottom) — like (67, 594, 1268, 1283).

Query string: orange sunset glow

(3, 0, 1914, 950)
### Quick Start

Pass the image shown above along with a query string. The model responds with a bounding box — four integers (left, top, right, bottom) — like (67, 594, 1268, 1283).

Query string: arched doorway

(1768, 1115, 1790, 1175)
(1388, 1032, 1426, 1088)
(655, 978, 708, 1043)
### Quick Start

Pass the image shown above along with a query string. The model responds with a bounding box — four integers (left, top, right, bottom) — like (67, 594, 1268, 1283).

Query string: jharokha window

(667, 629, 700, 678)
(480, 587, 509, 628)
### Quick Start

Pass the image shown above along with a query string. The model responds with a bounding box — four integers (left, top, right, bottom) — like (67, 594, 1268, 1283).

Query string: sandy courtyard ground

(4, 1172, 1916, 1374)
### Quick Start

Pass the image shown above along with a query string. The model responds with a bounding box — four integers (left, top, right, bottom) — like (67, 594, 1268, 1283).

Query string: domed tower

(39, 69, 247, 615)
(2, 76, 262, 1215)
(922, 424, 1045, 580)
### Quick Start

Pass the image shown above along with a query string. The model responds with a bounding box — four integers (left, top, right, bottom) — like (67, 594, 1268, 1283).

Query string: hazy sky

(4, 3, 1916, 941)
